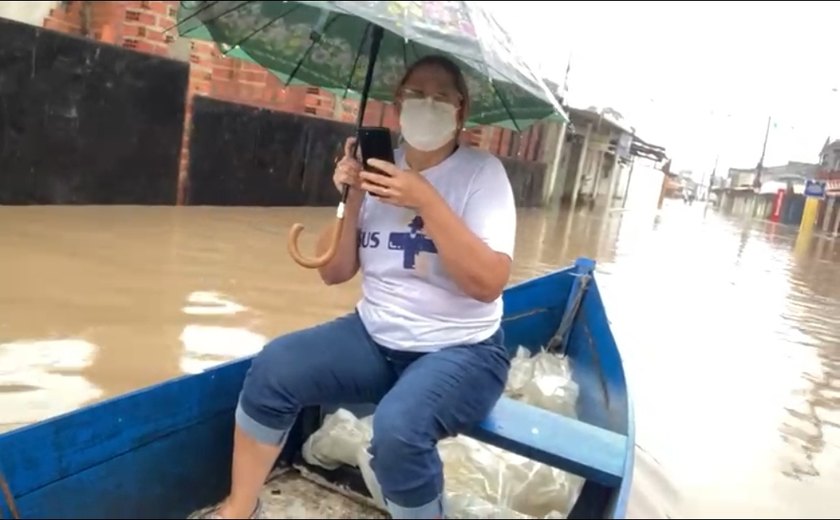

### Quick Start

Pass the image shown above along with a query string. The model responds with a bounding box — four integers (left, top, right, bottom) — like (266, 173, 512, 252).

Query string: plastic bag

(506, 347, 579, 417)
(301, 408, 372, 470)
(357, 445, 387, 509)
(438, 435, 584, 519)
(445, 493, 533, 519)
(303, 346, 584, 519)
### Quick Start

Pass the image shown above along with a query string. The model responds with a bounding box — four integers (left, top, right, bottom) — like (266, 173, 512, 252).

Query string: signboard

(804, 180, 826, 198)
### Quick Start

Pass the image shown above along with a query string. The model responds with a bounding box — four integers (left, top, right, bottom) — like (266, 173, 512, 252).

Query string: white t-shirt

(355, 144, 517, 352)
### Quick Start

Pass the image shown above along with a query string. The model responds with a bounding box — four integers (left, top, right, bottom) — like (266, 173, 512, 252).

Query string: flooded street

(1, 196, 838, 518)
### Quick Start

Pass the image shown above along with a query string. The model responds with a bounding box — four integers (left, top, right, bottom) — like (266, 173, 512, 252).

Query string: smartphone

(357, 126, 395, 177)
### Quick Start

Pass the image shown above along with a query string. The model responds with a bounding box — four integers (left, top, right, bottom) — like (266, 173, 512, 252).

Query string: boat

(0, 257, 634, 519)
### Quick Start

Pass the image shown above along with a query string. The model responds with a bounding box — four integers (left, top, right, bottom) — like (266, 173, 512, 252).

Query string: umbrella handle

(287, 186, 349, 269)
(0, 469, 18, 520)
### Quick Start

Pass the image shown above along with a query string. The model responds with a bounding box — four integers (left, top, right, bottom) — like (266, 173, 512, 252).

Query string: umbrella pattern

(177, 1, 568, 130)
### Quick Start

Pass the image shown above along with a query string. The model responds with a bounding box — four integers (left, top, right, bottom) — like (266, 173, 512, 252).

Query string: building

(717, 161, 819, 221)
(816, 138, 840, 235)
(540, 105, 667, 209)
(726, 161, 820, 192)
(819, 138, 840, 171)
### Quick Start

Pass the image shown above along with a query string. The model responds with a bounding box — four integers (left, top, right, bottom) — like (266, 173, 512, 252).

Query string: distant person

(192, 54, 517, 519)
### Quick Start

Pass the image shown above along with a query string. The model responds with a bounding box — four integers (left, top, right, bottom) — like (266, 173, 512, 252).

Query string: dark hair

(396, 55, 470, 129)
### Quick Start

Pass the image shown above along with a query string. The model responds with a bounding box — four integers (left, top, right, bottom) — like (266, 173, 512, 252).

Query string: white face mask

(399, 97, 458, 152)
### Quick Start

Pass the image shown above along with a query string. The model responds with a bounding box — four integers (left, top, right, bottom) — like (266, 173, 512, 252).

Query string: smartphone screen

(357, 126, 395, 177)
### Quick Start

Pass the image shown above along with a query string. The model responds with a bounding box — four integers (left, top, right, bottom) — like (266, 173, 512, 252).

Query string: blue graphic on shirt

(388, 216, 438, 269)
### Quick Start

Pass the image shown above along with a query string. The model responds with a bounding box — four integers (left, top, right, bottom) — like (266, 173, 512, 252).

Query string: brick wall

(40, 1, 545, 202)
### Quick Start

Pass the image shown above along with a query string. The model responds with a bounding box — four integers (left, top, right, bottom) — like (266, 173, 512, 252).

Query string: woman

(195, 54, 517, 519)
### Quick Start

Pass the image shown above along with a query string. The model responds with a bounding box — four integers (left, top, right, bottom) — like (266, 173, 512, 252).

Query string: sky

(486, 0, 840, 179)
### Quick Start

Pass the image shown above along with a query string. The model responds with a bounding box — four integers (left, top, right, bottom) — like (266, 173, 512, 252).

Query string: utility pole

(754, 116, 772, 189)
(705, 153, 719, 202)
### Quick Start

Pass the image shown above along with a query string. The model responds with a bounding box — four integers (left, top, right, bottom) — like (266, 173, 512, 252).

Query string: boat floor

(263, 470, 386, 519)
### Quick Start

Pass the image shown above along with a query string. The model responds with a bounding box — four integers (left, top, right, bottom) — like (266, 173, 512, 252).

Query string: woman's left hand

(360, 158, 439, 211)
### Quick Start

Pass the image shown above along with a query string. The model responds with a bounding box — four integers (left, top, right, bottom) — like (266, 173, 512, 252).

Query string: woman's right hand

(333, 137, 363, 195)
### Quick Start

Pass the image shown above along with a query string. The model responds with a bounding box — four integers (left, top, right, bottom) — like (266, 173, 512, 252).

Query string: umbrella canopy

(176, 0, 568, 131)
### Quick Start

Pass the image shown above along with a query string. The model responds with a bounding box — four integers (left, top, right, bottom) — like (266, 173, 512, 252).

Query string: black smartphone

(357, 126, 395, 177)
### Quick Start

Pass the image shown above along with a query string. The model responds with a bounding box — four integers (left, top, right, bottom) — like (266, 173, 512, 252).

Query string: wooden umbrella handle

(287, 204, 346, 269)
(0, 470, 18, 520)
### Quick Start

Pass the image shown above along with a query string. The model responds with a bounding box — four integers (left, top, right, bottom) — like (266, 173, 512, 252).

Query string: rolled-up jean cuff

(235, 402, 290, 446)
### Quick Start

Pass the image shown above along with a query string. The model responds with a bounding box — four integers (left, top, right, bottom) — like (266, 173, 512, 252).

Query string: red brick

(238, 70, 266, 83)
(144, 29, 166, 43)
(382, 104, 399, 130)
(44, 18, 81, 34)
(523, 127, 534, 159)
(192, 83, 212, 96)
(265, 74, 282, 87)
(240, 62, 263, 73)
(55, 3, 81, 18)
(56, 10, 82, 26)
(123, 1, 147, 11)
(362, 100, 384, 126)
(190, 64, 213, 78)
(147, 42, 167, 56)
(212, 66, 235, 79)
(190, 52, 216, 65)
(122, 38, 156, 54)
(158, 2, 179, 21)
(149, 2, 171, 16)
(189, 80, 213, 94)
(235, 85, 251, 100)
(124, 9, 156, 25)
(121, 25, 148, 38)
(499, 129, 512, 157)
(213, 83, 234, 99)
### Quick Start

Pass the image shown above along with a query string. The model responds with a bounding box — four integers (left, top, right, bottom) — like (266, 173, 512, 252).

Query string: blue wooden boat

(0, 257, 634, 519)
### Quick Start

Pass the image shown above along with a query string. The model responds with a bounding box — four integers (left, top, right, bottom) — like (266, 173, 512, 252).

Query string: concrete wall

(564, 122, 625, 208)
(0, 16, 188, 204)
(187, 96, 549, 207)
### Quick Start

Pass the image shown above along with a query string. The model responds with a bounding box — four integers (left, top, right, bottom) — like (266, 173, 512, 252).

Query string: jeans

(236, 311, 511, 514)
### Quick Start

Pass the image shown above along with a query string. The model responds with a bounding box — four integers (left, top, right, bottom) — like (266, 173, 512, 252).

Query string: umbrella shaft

(341, 24, 385, 208)
(354, 25, 385, 131)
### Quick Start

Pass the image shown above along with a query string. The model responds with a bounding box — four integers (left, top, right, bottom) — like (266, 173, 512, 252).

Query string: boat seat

(467, 396, 627, 488)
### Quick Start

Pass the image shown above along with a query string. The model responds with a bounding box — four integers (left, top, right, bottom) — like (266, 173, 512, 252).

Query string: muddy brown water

(1, 198, 838, 518)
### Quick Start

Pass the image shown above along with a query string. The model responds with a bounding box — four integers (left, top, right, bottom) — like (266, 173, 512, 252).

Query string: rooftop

(564, 105, 667, 163)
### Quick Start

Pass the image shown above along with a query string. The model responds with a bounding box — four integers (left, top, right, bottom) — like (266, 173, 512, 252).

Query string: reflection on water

(180, 324, 266, 374)
(0, 201, 838, 518)
(0, 338, 101, 434)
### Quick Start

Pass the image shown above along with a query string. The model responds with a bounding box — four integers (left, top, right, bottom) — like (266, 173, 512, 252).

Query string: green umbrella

(176, 0, 567, 268)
